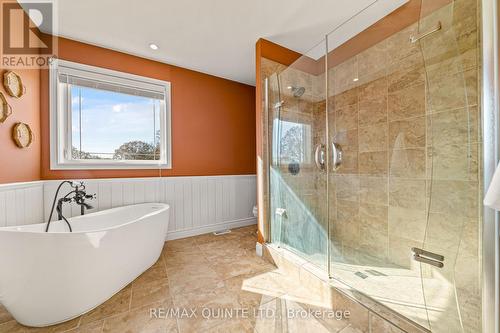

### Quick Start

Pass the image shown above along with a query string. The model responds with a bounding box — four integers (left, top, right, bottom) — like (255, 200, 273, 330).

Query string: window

(49, 59, 171, 169)
(272, 119, 312, 165)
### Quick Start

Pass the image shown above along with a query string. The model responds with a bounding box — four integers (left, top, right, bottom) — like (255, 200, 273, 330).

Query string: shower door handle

(332, 142, 343, 170)
(314, 144, 326, 171)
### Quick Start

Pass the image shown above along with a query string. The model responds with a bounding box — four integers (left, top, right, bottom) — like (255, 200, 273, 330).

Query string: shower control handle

(314, 144, 326, 171)
(332, 142, 343, 170)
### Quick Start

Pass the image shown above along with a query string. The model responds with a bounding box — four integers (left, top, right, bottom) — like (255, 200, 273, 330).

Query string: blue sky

(71, 87, 160, 158)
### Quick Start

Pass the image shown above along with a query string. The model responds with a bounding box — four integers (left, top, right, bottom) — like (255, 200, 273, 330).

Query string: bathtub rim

(0, 202, 170, 235)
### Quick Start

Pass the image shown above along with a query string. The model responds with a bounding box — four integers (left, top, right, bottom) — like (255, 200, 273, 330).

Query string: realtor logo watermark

(150, 307, 351, 321)
(1, 0, 57, 68)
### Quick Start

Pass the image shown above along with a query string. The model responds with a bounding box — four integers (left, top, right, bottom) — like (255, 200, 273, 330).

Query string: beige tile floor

(0, 226, 360, 333)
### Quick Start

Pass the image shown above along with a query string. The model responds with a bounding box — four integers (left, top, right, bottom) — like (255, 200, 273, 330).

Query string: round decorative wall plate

(3, 71, 26, 98)
(0, 92, 12, 123)
(12, 123, 33, 148)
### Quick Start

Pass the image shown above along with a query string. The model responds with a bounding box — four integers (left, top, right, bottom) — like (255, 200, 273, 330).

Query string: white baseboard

(165, 217, 257, 241)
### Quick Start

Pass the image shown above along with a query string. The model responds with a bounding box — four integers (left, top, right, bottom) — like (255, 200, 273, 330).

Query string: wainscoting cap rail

(0, 180, 45, 190)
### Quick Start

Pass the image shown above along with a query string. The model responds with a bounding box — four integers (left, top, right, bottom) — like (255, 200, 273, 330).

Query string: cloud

(112, 104, 125, 113)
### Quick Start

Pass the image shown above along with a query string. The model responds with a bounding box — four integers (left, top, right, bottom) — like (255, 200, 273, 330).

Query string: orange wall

(0, 68, 41, 184)
(38, 37, 256, 180)
(0, 0, 41, 184)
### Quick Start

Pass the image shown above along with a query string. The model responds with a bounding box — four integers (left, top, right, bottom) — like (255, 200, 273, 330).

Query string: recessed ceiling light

(353, 77, 359, 82)
(149, 43, 159, 50)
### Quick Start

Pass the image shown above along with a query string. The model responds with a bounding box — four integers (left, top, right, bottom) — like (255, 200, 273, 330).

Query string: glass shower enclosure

(265, 0, 482, 332)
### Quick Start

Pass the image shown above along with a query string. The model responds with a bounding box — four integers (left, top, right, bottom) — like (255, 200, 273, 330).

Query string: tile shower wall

(0, 176, 257, 240)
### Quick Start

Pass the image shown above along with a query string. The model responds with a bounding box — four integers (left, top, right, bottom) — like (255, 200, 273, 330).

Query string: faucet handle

(69, 181, 85, 189)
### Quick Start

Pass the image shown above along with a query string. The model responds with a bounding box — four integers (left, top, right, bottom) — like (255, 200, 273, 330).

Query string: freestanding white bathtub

(0, 203, 170, 327)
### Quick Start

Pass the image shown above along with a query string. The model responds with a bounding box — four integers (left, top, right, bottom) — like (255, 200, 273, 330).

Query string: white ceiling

(26, 0, 408, 85)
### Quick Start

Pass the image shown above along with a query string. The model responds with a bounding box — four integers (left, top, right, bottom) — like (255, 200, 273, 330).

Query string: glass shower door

(417, 0, 481, 332)
(264, 0, 481, 329)
(269, 40, 328, 269)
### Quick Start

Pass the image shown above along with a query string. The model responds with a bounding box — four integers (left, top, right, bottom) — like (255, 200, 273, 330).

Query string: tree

(280, 126, 303, 163)
(74, 130, 161, 161)
(113, 141, 158, 160)
(72, 147, 102, 159)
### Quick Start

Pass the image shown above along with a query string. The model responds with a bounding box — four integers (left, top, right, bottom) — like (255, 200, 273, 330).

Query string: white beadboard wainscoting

(0, 175, 257, 240)
(0, 181, 45, 227)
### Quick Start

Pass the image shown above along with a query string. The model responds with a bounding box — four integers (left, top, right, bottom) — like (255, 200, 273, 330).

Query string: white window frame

(49, 59, 172, 170)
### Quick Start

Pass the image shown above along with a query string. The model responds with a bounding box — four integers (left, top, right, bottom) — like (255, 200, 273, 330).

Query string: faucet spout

(80, 202, 94, 210)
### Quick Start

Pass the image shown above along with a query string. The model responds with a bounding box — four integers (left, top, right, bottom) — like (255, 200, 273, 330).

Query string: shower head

(287, 86, 305, 98)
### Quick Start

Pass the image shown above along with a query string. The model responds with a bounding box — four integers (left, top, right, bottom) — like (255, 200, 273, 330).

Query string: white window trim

(49, 59, 172, 170)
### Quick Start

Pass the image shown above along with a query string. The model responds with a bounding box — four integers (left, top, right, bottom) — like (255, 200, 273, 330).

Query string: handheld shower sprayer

(45, 181, 96, 232)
